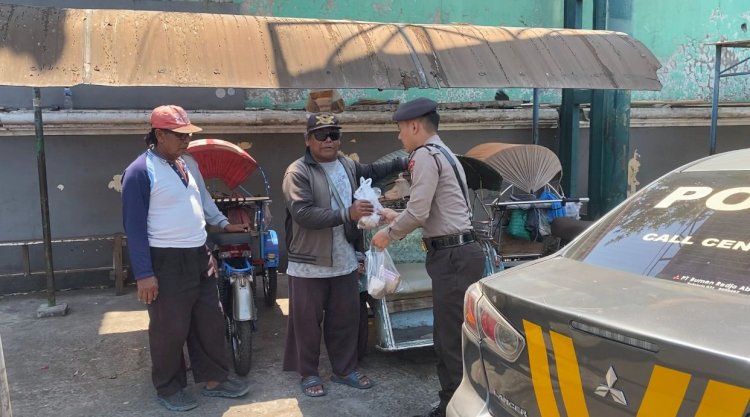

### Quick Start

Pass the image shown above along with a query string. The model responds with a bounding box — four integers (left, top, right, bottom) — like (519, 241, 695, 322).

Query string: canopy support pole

(709, 45, 722, 155)
(532, 88, 540, 145)
(33, 88, 57, 308)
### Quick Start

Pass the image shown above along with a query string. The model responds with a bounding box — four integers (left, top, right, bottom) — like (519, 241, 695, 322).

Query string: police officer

(372, 98, 485, 417)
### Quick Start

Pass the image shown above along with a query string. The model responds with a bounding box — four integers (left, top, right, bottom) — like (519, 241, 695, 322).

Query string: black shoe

(412, 405, 445, 417)
(202, 376, 250, 398)
(157, 389, 199, 412)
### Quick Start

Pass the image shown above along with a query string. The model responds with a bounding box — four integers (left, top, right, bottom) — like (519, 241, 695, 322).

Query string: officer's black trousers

(426, 241, 485, 410)
(147, 246, 229, 397)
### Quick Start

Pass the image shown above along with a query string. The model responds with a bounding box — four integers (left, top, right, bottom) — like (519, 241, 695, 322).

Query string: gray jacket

(283, 149, 406, 267)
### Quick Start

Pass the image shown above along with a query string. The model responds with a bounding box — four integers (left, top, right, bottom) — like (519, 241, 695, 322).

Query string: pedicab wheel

(217, 277, 231, 313)
(232, 320, 253, 376)
(217, 277, 233, 341)
(263, 267, 278, 307)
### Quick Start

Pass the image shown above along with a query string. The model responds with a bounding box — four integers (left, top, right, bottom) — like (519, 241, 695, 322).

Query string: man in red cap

(122, 105, 250, 411)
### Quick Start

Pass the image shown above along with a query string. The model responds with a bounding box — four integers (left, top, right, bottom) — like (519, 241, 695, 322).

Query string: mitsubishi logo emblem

(595, 366, 628, 406)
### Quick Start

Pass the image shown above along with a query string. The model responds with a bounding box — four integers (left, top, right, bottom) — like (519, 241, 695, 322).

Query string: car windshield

(563, 171, 750, 296)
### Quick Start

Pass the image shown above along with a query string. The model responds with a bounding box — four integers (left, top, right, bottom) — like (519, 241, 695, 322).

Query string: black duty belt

(422, 231, 476, 251)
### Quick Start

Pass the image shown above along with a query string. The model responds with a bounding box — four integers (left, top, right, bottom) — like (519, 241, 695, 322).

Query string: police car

(448, 148, 750, 417)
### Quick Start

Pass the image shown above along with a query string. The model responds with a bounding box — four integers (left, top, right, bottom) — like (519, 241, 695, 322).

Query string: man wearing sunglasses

(282, 112, 407, 397)
(122, 105, 250, 411)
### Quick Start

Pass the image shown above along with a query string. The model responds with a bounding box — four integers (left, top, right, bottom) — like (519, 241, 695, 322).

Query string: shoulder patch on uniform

(408, 159, 416, 173)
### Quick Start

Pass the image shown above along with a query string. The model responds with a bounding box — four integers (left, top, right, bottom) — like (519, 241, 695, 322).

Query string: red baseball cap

(150, 105, 202, 133)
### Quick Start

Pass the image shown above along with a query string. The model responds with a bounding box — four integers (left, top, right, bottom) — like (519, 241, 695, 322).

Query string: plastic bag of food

(354, 177, 384, 230)
(366, 248, 400, 299)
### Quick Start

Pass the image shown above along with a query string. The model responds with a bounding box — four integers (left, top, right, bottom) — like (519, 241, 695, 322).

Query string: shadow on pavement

(0, 274, 439, 417)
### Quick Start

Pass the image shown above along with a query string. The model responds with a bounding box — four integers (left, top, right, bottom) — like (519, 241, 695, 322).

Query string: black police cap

(392, 98, 438, 122)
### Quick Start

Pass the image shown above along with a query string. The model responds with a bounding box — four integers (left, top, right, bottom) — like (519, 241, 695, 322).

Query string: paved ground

(0, 275, 440, 417)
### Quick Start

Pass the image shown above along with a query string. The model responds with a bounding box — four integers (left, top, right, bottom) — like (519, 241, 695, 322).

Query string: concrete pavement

(0, 274, 440, 417)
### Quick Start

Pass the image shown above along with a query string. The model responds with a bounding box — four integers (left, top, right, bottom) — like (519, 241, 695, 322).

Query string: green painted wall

(231, 0, 750, 107)
(633, 0, 750, 101)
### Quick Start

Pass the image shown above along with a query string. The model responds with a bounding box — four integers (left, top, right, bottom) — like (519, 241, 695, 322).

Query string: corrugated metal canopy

(0, 4, 662, 90)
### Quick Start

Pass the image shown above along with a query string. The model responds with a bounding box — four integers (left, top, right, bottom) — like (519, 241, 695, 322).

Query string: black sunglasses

(310, 130, 341, 142)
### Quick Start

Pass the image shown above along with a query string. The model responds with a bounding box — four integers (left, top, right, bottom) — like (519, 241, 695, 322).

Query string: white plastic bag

(354, 177, 384, 230)
(366, 248, 401, 299)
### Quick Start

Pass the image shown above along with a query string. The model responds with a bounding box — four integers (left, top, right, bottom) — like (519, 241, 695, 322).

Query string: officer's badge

(316, 114, 336, 125)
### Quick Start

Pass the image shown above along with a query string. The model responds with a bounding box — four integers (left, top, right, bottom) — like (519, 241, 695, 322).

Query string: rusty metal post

(33, 88, 57, 307)
(0, 333, 11, 417)
(532, 88, 540, 145)
(709, 45, 722, 155)
(113, 234, 125, 296)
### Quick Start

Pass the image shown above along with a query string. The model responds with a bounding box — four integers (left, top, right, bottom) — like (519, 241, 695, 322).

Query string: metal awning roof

(0, 4, 662, 90)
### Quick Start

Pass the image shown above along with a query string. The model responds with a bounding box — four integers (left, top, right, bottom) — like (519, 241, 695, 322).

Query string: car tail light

(464, 284, 482, 339)
(464, 283, 526, 362)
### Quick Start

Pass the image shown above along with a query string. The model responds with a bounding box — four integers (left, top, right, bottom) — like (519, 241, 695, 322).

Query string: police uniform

(387, 98, 485, 416)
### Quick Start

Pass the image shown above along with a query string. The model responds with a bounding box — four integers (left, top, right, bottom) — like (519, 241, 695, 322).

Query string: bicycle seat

(207, 232, 254, 246)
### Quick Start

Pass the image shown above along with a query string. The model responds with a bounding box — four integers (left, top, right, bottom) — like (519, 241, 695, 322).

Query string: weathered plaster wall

(634, 0, 750, 101)
(0, 127, 557, 293)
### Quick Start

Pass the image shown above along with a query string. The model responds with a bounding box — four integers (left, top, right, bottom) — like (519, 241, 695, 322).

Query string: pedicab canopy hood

(0, 4, 662, 90)
(458, 143, 563, 193)
(187, 139, 259, 190)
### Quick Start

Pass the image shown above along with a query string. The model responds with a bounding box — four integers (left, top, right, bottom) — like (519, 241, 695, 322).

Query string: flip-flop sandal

(300, 376, 327, 397)
(330, 371, 374, 389)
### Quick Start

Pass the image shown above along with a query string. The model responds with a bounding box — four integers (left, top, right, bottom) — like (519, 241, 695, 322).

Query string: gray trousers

(283, 271, 359, 378)
(147, 246, 229, 397)
(425, 241, 485, 410)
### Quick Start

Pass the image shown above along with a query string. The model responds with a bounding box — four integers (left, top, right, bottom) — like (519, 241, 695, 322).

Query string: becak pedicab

(186, 139, 280, 376)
